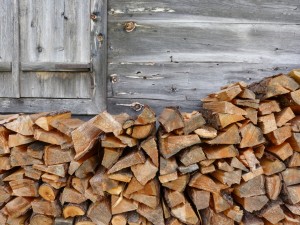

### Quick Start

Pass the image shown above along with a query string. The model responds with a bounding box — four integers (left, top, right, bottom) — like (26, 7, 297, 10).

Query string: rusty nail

(124, 21, 136, 32)
(90, 14, 97, 21)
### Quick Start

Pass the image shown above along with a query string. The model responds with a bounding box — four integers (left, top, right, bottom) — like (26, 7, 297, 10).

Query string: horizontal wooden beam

(0, 62, 12, 72)
(21, 62, 92, 72)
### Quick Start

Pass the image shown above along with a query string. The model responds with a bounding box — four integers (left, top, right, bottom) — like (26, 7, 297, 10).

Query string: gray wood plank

(12, 0, 20, 97)
(20, 0, 90, 63)
(108, 0, 300, 24)
(0, 63, 11, 72)
(0, 98, 100, 115)
(21, 62, 91, 72)
(90, 0, 107, 112)
(107, 97, 199, 115)
(108, 22, 300, 64)
(0, 73, 17, 97)
(108, 62, 299, 101)
(20, 72, 92, 98)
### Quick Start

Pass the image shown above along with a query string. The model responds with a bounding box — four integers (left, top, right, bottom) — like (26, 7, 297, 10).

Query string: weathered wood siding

(107, 0, 300, 114)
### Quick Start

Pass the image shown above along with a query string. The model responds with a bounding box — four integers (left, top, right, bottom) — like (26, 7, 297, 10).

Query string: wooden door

(0, 0, 107, 114)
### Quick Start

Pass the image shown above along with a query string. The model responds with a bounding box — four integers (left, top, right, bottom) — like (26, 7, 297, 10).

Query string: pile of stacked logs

(1, 69, 300, 224)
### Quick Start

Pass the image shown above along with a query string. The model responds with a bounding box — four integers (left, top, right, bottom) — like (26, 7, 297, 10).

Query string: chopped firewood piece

(249, 74, 299, 100)
(194, 125, 217, 139)
(0, 126, 10, 155)
(258, 114, 277, 134)
(284, 185, 300, 204)
(131, 159, 158, 185)
(131, 193, 159, 209)
(115, 134, 137, 147)
(0, 114, 19, 124)
(63, 202, 87, 218)
(260, 155, 286, 175)
(39, 183, 58, 201)
(240, 123, 265, 148)
(3, 168, 24, 181)
(203, 145, 238, 159)
(158, 107, 184, 132)
(9, 178, 38, 197)
(241, 212, 264, 225)
(141, 136, 159, 167)
(166, 217, 182, 225)
(4, 115, 34, 135)
(54, 217, 74, 225)
(217, 160, 234, 172)
(288, 152, 300, 167)
(30, 214, 54, 225)
(87, 199, 111, 225)
(41, 173, 67, 189)
(159, 134, 200, 158)
(108, 169, 132, 183)
(201, 164, 216, 174)
(259, 201, 285, 224)
(89, 167, 110, 196)
(238, 88, 256, 99)
(4, 197, 32, 218)
(210, 85, 242, 101)
(289, 69, 300, 83)
(75, 216, 95, 225)
(33, 164, 67, 177)
(224, 206, 243, 223)
(267, 125, 292, 145)
(275, 107, 295, 127)
(134, 105, 156, 125)
(233, 175, 265, 197)
(137, 204, 165, 225)
(235, 195, 268, 213)
(288, 132, 300, 151)
(27, 142, 47, 159)
(282, 168, 300, 186)
(179, 145, 206, 166)
(108, 150, 145, 174)
(244, 107, 258, 124)
(171, 202, 199, 225)
(160, 157, 178, 175)
(265, 175, 282, 200)
(8, 133, 35, 147)
(266, 142, 293, 161)
(111, 214, 127, 225)
(200, 159, 216, 167)
(230, 157, 249, 172)
(34, 128, 72, 149)
(189, 173, 219, 193)
(127, 211, 146, 225)
(0, 155, 11, 170)
(188, 188, 210, 210)
(61, 187, 87, 204)
(201, 207, 234, 225)
(159, 171, 178, 183)
(206, 124, 240, 144)
(35, 111, 71, 131)
(75, 155, 98, 179)
(162, 174, 189, 192)
(131, 123, 154, 139)
(213, 192, 232, 213)
(179, 164, 199, 174)
(181, 111, 206, 134)
(72, 117, 102, 160)
(232, 99, 259, 109)
(203, 101, 247, 115)
(44, 145, 74, 165)
(102, 148, 123, 169)
(258, 100, 281, 115)
(164, 189, 185, 208)
(93, 111, 123, 136)
(124, 177, 144, 196)
(101, 134, 127, 148)
(291, 116, 300, 132)
(111, 195, 138, 214)
(211, 170, 241, 186)
(10, 146, 42, 166)
(0, 185, 12, 203)
(32, 199, 62, 217)
(50, 118, 84, 137)
(72, 177, 89, 194)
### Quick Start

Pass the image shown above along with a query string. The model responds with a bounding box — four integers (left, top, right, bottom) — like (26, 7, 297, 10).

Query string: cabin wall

(107, 0, 300, 114)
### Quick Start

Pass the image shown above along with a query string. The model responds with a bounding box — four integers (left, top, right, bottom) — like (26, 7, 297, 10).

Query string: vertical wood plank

(91, 0, 107, 112)
(12, 0, 20, 97)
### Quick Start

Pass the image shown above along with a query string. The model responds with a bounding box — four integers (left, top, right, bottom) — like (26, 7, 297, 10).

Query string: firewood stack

(1, 69, 300, 224)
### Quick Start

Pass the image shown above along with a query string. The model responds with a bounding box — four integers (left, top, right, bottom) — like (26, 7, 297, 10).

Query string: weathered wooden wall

(107, 0, 300, 114)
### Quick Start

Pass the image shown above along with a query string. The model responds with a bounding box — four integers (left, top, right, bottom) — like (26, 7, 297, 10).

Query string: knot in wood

(90, 14, 98, 21)
(124, 21, 136, 32)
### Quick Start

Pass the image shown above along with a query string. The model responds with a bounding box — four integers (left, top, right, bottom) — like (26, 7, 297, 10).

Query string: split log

(35, 111, 71, 131)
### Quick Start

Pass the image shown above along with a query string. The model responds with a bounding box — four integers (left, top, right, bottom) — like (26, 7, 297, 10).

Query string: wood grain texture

(21, 62, 91, 72)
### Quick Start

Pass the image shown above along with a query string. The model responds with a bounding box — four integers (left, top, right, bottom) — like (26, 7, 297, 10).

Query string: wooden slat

(108, 22, 300, 64)
(0, 63, 12, 72)
(0, 98, 100, 114)
(108, 0, 300, 24)
(21, 62, 91, 72)
(12, 0, 20, 97)
(90, 0, 107, 112)
(108, 62, 299, 101)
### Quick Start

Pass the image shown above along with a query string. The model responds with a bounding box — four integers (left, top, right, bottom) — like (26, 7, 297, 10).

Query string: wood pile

(1, 69, 300, 224)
